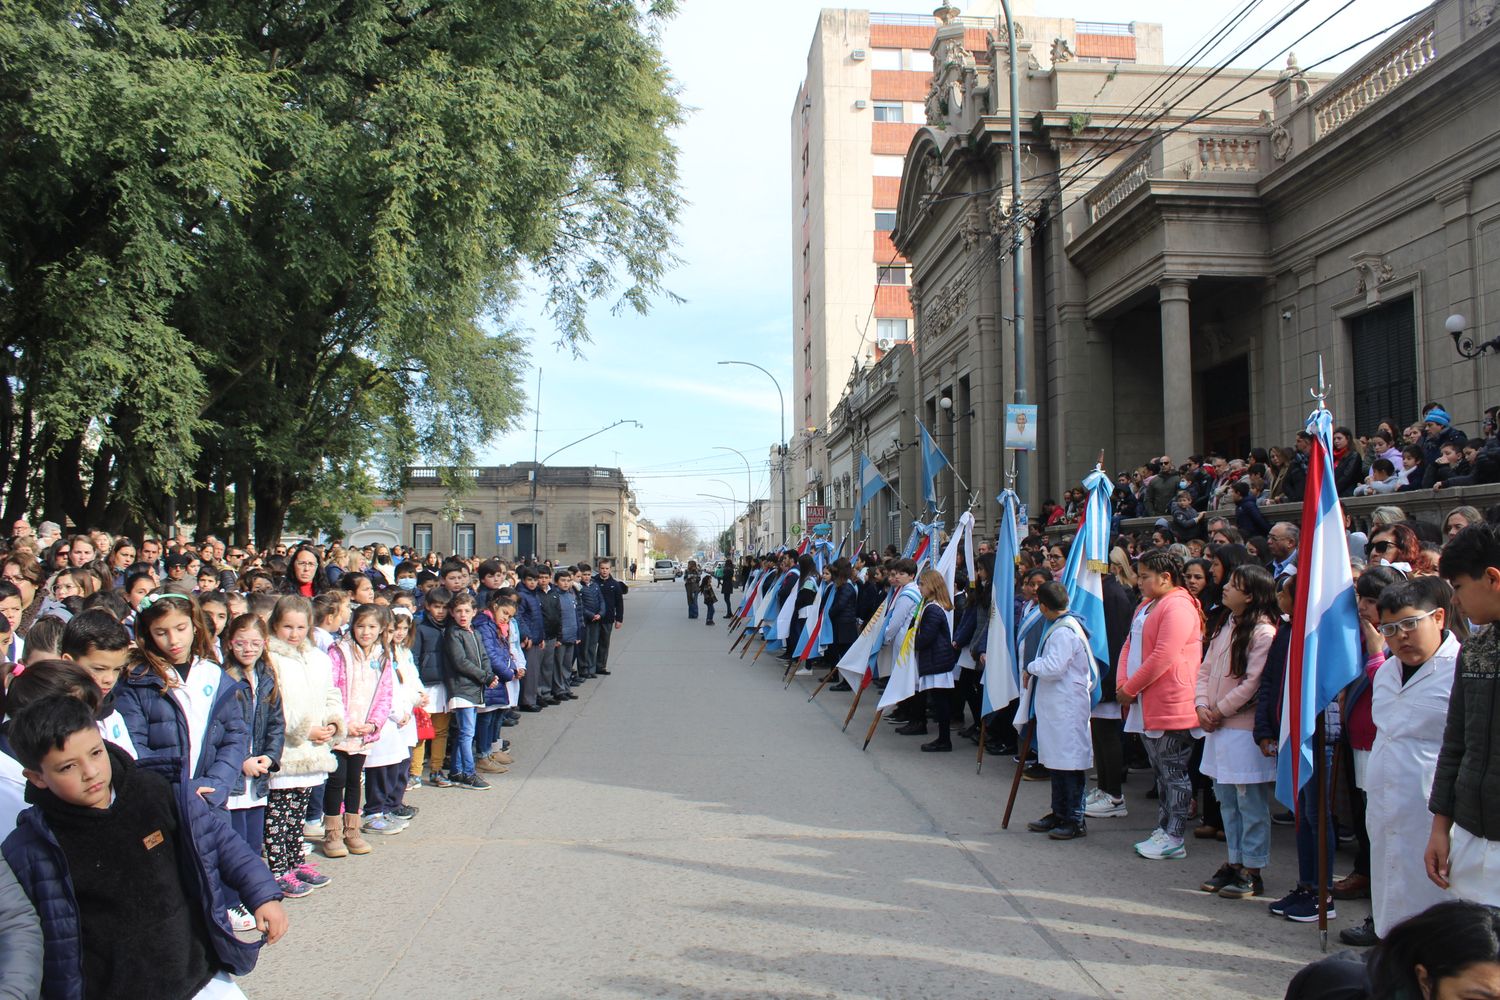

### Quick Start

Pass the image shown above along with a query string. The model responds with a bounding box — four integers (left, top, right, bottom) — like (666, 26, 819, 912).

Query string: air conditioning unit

(876, 337, 894, 351)
(854, 99, 868, 110)
(851, 48, 867, 60)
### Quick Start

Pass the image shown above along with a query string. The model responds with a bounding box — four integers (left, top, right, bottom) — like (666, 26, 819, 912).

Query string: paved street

(250, 582, 1362, 999)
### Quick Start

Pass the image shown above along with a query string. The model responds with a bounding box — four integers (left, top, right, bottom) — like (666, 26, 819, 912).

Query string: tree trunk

(233, 465, 251, 546)
(252, 467, 290, 548)
(43, 433, 87, 528)
(2, 392, 34, 527)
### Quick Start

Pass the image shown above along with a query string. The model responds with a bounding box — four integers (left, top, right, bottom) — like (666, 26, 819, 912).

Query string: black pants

(1090, 715, 1126, 798)
(931, 688, 952, 742)
(1189, 737, 1222, 830)
(822, 643, 849, 673)
(1341, 738, 1371, 876)
(324, 750, 367, 816)
(595, 621, 614, 670)
(955, 668, 982, 728)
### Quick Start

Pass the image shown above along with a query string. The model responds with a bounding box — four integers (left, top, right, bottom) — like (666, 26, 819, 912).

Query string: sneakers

(405, 775, 422, 791)
(1283, 888, 1336, 923)
(1271, 809, 1295, 826)
(227, 905, 257, 932)
(1339, 916, 1380, 947)
(1268, 885, 1304, 917)
(1026, 813, 1063, 834)
(793, 667, 815, 677)
(487, 749, 514, 765)
(1022, 762, 1052, 782)
(476, 758, 509, 774)
(427, 771, 454, 788)
(453, 773, 491, 791)
(1200, 863, 1239, 893)
(275, 873, 313, 899)
(302, 820, 325, 840)
(1083, 788, 1128, 818)
(362, 813, 404, 835)
(1218, 868, 1264, 899)
(1047, 821, 1086, 840)
(391, 805, 418, 820)
(293, 863, 331, 888)
(1134, 830, 1187, 860)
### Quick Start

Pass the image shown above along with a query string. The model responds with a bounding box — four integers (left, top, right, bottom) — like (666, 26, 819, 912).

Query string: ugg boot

(320, 815, 348, 859)
(342, 812, 372, 855)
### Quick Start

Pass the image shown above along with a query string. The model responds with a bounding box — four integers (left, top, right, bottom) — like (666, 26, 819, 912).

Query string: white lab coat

(1367, 631, 1459, 936)
(1025, 616, 1095, 772)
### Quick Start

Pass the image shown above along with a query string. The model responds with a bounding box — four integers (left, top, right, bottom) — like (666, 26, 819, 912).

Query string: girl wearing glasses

(1367, 578, 1463, 940)
(222, 614, 286, 927)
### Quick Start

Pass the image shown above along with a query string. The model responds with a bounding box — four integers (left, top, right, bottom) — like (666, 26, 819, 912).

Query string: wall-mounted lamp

(1448, 314, 1500, 359)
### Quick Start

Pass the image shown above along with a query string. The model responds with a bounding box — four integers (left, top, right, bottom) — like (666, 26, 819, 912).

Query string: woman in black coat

(822, 558, 859, 670)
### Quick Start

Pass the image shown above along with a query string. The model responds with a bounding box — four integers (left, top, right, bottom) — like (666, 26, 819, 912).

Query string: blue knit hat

(1426, 407, 1451, 427)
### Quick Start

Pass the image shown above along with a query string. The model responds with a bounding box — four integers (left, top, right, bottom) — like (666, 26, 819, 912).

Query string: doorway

(1200, 357, 1251, 458)
(517, 522, 537, 560)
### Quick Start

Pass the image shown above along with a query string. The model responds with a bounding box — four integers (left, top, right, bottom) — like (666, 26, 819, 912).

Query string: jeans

(1296, 748, 1337, 888)
(1143, 730, 1195, 839)
(705, 601, 715, 624)
(450, 707, 476, 777)
(476, 709, 501, 757)
(687, 592, 698, 619)
(1215, 780, 1273, 869)
(1051, 770, 1087, 824)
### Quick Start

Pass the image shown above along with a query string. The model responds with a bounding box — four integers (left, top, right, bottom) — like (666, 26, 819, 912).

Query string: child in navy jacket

(2, 695, 287, 1000)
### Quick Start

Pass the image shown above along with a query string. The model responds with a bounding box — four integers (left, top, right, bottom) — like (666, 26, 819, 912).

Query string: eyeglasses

(230, 639, 265, 650)
(1376, 608, 1437, 637)
(1370, 540, 1396, 554)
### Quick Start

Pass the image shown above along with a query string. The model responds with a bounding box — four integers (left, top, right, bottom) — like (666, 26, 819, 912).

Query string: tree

(1, 0, 683, 544)
(652, 517, 697, 560)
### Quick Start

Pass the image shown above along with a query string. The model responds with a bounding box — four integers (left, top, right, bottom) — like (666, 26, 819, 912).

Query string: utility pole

(1001, 0, 1027, 506)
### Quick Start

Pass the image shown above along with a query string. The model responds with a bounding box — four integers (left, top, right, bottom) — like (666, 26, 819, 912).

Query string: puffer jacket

(1, 749, 280, 1000)
(0, 855, 41, 1000)
(827, 582, 858, 644)
(516, 586, 544, 644)
(1116, 585, 1203, 731)
(442, 624, 490, 706)
(112, 660, 249, 809)
(915, 603, 958, 677)
(226, 660, 286, 800)
(265, 638, 343, 778)
(412, 616, 447, 687)
(1430, 623, 1500, 839)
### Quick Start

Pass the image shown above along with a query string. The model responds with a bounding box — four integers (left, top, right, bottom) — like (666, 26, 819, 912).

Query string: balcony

(1084, 128, 1268, 225)
(1311, 20, 1437, 140)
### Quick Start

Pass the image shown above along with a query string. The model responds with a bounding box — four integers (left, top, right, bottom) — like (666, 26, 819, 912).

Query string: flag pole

(1316, 723, 1330, 952)
(1001, 722, 1033, 830)
(976, 718, 986, 773)
(862, 708, 884, 751)
(842, 684, 866, 731)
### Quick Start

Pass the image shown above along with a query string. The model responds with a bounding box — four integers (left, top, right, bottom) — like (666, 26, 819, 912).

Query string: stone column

(1158, 279, 1195, 463)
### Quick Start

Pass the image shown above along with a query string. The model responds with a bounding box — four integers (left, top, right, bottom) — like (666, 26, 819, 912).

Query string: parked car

(652, 559, 677, 582)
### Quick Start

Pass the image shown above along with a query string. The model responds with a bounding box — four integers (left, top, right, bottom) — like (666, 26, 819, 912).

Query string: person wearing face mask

(394, 560, 421, 593)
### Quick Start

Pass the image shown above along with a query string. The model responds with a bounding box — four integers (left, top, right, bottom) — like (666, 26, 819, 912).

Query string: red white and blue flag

(1276, 406, 1362, 810)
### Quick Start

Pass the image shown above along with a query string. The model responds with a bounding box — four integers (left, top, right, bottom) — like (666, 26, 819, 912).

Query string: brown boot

(321, 815, 348, 859)
(343, 813, 372, 855)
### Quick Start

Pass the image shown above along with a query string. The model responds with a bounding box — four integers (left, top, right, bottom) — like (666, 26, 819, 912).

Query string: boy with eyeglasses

(1428, 523, 1500, 910)
(1360, 579, 1461, 945)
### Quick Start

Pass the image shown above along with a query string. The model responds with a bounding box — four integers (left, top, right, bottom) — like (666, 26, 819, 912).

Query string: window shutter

(1350, 299, 1417, 433)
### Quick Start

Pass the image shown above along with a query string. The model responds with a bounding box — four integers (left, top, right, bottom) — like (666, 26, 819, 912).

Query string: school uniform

(224, 661, 286, 857)
(1027, 615, 1096, 825)
(1368, 632, 1460, 935)
(363, 649, 421, 819)
(264, 638, 342, 878)
(595, 575, 627, 673)
(410, 617, 449, 777)
(324, 642, 393, 817)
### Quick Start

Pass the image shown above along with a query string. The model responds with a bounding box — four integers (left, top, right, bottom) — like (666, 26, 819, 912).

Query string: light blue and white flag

(982, 490, 1022, 716)
(919, 421, 951, 513)
(851, 452, 891, 534)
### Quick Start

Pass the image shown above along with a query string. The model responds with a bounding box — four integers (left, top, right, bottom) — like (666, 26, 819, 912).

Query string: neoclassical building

(816, 0, 1498, 546)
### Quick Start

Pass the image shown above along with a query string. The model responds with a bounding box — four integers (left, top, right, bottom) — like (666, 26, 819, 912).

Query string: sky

(476, 0, 1426, 548)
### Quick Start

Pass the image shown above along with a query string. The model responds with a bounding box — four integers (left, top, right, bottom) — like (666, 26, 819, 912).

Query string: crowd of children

(0, 523, 626, 999)
(725, 507, 1500, 954)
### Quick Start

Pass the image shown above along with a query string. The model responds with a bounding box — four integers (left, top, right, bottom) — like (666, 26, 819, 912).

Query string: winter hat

(1425, 407, 1452, 427)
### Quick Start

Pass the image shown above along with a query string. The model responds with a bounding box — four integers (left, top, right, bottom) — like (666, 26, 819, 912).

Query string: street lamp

(707, 478, 739, 557)
(1448, 314, 1500, 359)
(714, 445, 756, 554)
(718, 360, 786, 544)
(528, 419, 643, 558)
(695, 495, 730, 557)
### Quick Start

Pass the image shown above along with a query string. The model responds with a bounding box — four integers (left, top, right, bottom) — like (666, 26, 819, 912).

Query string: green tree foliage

(0, 0, 682, 544)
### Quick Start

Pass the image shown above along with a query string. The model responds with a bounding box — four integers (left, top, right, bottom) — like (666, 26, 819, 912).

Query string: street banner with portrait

(1005, 404, 1037, 451)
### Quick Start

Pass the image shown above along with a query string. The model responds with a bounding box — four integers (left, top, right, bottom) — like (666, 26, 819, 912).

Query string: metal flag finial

(1309, 355, 1330, 408)
(1005, 461, 1017, 491)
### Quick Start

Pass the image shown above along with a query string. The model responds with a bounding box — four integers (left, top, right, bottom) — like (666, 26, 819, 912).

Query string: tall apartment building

(789, 4, 1163, 523)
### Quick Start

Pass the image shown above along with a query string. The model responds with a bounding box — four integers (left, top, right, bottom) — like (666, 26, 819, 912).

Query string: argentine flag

(1276, 406, 1361, 810)
(919, 421, 951, 513)
(982, 491, 1022, 716)
(851, 452, 891, 534)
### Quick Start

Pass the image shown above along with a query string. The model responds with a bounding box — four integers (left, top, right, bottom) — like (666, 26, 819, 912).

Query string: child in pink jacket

(1117, 549, 1203, 861)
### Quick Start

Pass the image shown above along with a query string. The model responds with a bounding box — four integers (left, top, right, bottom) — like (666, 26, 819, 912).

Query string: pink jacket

(1116, 586, 1203, 731)
(328, 641, 394, 754)
(1195, 615, 1276, 730)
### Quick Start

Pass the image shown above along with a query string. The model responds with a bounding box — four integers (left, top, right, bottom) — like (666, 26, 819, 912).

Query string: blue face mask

(397, 578, 417, 591)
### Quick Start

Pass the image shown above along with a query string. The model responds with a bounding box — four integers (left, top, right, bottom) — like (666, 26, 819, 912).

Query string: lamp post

(718, 360, 786, 544)
(707, 478, 739, 557)
(999, 0, 1027, 505)
(1447, 314, 1500, 358)
(714, 445, 756, 554)
(696, 495, 730, 559)
(528, 419, 643, 558)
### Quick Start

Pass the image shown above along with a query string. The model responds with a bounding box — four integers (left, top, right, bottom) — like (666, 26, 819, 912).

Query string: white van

(652, 559, 677, 582)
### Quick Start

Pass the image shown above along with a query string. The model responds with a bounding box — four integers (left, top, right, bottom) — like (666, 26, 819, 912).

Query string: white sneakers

(1134, 828, 1187, 860)
(227, 905, 257, 932)
(1083, 788, 1127, 818)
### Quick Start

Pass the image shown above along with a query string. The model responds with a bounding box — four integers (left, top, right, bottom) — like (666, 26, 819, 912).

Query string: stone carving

(1181, 156, 1200, 179)
(908, 280, 924, 317)
(959, 209, 984, 253)
(923, 280, 970, 337)
(1471, 0, 1497, 26)
(1279, 52, 1311, 103)
(922, 155, 943, 195)
(1351, 252, 1395, 305)
(1270, 121, 1292, 161)
(925, 79, 946, 125)
(1051, 38, 1074, 65)
(987, 192, 1010, 235)
(934, 2, 960, 26)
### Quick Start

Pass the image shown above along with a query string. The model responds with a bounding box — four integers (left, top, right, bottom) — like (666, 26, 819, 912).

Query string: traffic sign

(496, 522, 513, 545)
